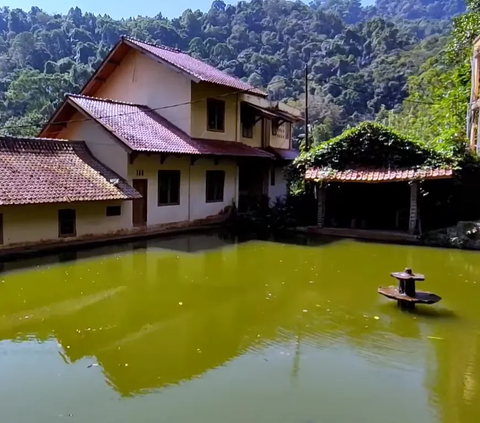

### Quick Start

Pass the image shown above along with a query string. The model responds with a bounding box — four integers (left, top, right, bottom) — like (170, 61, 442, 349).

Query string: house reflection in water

(0, 234, 479, 423)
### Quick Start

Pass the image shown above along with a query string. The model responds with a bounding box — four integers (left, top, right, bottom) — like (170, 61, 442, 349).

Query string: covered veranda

(305, 167, 453, 241)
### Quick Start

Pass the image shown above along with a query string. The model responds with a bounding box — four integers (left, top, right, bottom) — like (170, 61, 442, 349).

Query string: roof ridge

(66, 93, 148, 107)
(122, 36, 265, 96)
(123, 36, 183, 54)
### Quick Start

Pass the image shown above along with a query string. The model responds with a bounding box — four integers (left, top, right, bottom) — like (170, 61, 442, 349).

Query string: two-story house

(40, 36, 301, 230)
(0, 36, 301, 251)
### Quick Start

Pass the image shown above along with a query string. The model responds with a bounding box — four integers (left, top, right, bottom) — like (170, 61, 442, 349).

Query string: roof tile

(0, 136, 140, 206)
(68, 94, 274, 159)
(305, 167, 454, 183)
(125, 37, 266, 97)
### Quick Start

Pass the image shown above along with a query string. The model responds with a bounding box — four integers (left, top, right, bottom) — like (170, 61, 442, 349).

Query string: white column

(317, 185, 326, 228)
(408, 182, 419, 235)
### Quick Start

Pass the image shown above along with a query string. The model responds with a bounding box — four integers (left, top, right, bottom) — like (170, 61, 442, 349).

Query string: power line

(0, 71, 444, 133)
(1, 77, 293, 132)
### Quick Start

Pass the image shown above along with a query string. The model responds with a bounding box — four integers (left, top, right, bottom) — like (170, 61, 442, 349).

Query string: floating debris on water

(427, 336, 444, 340)
(374, 316, 380, 320)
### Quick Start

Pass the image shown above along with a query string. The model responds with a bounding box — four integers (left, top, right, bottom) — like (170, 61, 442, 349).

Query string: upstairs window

(242, 122, 253, 138)
(272, 121, 278, 136)
(58, 209, 76, 237)
(206, 170, 225, 203)
(285, 122, 291, 139)
(158, 170, 181, 206)
(241, 103, 255, 139)
(207, 99, 225, 132)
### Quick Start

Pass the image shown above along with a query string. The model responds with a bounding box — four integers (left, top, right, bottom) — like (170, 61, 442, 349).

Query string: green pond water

(0, 233, 479, 423)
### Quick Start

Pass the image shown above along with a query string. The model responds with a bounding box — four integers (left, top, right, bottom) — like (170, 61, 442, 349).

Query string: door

(132, 179, 148, 227)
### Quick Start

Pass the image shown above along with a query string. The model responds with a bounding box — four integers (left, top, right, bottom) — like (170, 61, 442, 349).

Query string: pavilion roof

(305, 167, 454, 183)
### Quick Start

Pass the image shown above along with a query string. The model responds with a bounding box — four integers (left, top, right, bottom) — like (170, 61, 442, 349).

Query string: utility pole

(304, 63, 309, 151)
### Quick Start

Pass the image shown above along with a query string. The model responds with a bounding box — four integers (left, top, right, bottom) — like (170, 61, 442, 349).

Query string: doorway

(238, 164, 267, 213)
(132, 179, 148, 227)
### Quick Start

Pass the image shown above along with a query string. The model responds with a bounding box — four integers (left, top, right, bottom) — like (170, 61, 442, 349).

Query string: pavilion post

(317, 185, 326, 228)
(408, 182, 419, 235)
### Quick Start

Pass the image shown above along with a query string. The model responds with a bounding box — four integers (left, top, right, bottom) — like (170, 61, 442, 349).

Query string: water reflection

(0, 234, 478, 422)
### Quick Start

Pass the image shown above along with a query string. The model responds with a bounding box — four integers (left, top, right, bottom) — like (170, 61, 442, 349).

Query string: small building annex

(0, 136, 140, 248)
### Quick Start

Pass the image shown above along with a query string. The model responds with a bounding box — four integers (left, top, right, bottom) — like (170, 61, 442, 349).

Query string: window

(58, 209, 76, 237)
(270, 167, 276, 186)
(206, 170, 225, 203)
(207, 99, 225, 132)
(106, 205, 122, 216)
(158, 170, 181, 206)
(241, 103, 255, 139)
(272, 121, 278, 136)
(242, 121, 253, 138)
(285, 122, 291, 139)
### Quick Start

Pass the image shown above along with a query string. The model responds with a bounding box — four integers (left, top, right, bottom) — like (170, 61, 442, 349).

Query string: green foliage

(375, 0, 473, 144)
(290, 123, 479, 194)
(229, 195, 317, 234)
(0, 1, 465, 137)
(297, 122, 451, 171)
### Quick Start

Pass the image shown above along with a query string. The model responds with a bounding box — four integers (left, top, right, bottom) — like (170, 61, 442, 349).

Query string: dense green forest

(0, 0, 468, 139)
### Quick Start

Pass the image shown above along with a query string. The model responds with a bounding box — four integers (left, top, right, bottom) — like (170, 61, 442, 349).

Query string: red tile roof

(67, 94, 274, 159)
(124, 37, 266, 97)
(305, 167, 453, 183)
(0, 136, 141, 206)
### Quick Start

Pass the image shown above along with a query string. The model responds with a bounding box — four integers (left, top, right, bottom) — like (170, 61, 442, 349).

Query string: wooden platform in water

(298, 227, 420, 243)
(378, 286, 442, 304)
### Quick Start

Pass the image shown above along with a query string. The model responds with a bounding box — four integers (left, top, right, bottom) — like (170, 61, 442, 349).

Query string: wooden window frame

(106, 205, 122, 217)
(206, 170, 225, 203)
(58, 209, 76, 238)
(158, 170, 181, 206)
(207, 98, 225, 132)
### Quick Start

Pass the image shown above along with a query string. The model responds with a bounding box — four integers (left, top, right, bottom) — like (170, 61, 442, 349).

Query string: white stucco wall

(265, 119, 291, 149)
(240, 118, 263, 148)
(95, 50, 192, 134)
(58, 112, 129, 179)
(191, 83, 238, 141)
(0, 201, 131, 247)
(268, 166, 288, 204)
(189, 158, 237, 221)
(128, 155, 238, 225)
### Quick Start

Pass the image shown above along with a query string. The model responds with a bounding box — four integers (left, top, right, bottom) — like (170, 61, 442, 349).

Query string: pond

(0, 232, 479, 423)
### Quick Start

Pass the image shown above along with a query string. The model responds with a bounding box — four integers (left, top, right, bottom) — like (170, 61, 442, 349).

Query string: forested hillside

(377, 0, 478, 144)
(0, 0, 466, 137)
